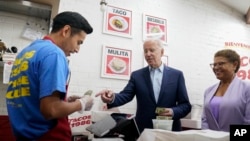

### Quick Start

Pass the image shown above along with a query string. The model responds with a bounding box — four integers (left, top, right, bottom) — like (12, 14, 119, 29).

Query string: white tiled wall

(1, 0, 250, 115)
(0, 65, 8, 115)
(0, 11, 49, 115)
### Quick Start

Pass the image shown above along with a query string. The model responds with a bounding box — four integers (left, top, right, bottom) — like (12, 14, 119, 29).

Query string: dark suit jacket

(108, 66, 191, 133)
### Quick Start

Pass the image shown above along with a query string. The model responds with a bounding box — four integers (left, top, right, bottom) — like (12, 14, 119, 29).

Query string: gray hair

(144, 38, 164, 48)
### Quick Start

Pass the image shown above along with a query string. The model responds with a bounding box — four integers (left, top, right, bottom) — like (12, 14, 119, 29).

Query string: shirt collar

(43, 36, 55, 44)
(149, 62, 164, 72)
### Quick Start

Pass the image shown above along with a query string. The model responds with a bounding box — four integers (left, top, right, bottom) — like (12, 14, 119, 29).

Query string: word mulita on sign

(108, 49, 129, 56)
(230, 125, 250, 141)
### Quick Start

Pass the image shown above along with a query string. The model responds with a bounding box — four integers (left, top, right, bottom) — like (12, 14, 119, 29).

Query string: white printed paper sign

(68, 111, 92, 135)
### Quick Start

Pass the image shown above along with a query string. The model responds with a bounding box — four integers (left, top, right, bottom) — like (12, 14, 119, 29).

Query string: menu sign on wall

(101, 45, 132, 80)
(143, 14, 167, 44)
(224, 42, 250, 81)
(103, 5, 132, 38)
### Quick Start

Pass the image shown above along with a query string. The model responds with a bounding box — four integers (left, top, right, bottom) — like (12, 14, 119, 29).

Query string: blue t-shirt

(5, 39, 69, 139)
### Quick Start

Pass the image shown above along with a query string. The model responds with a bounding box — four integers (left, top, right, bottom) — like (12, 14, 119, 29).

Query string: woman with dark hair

(202, 49, 250, 132)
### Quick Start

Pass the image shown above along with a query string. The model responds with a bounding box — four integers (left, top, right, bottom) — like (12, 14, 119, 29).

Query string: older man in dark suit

(96, 38, 191, 133)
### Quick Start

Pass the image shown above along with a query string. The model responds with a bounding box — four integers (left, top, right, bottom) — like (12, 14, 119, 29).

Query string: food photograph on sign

(109, 16, 129, 32)
(108, 56, 128, 74)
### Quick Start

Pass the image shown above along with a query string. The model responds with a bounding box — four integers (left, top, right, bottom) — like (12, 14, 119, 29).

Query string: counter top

(137, 129, 229, 141)
(181, 118, 201, 129)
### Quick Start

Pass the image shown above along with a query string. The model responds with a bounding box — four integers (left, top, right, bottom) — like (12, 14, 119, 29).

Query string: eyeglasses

(209, 61, 228, 68)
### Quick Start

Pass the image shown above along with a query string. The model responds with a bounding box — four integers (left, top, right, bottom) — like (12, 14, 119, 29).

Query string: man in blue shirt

(6, 11, 94, 141)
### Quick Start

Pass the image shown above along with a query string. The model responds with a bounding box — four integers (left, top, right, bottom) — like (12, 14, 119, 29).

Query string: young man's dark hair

(51, 11, 93, 34)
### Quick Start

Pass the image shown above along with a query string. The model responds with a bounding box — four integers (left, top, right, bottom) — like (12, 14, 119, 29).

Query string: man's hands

(156, 107, 174, 117)
(67, 89, 116, 114)
(95, 89, 115, 104)
(78, 95, 94, 113)
(67, 95, 81, 102)
(67, 90, 94, 114)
